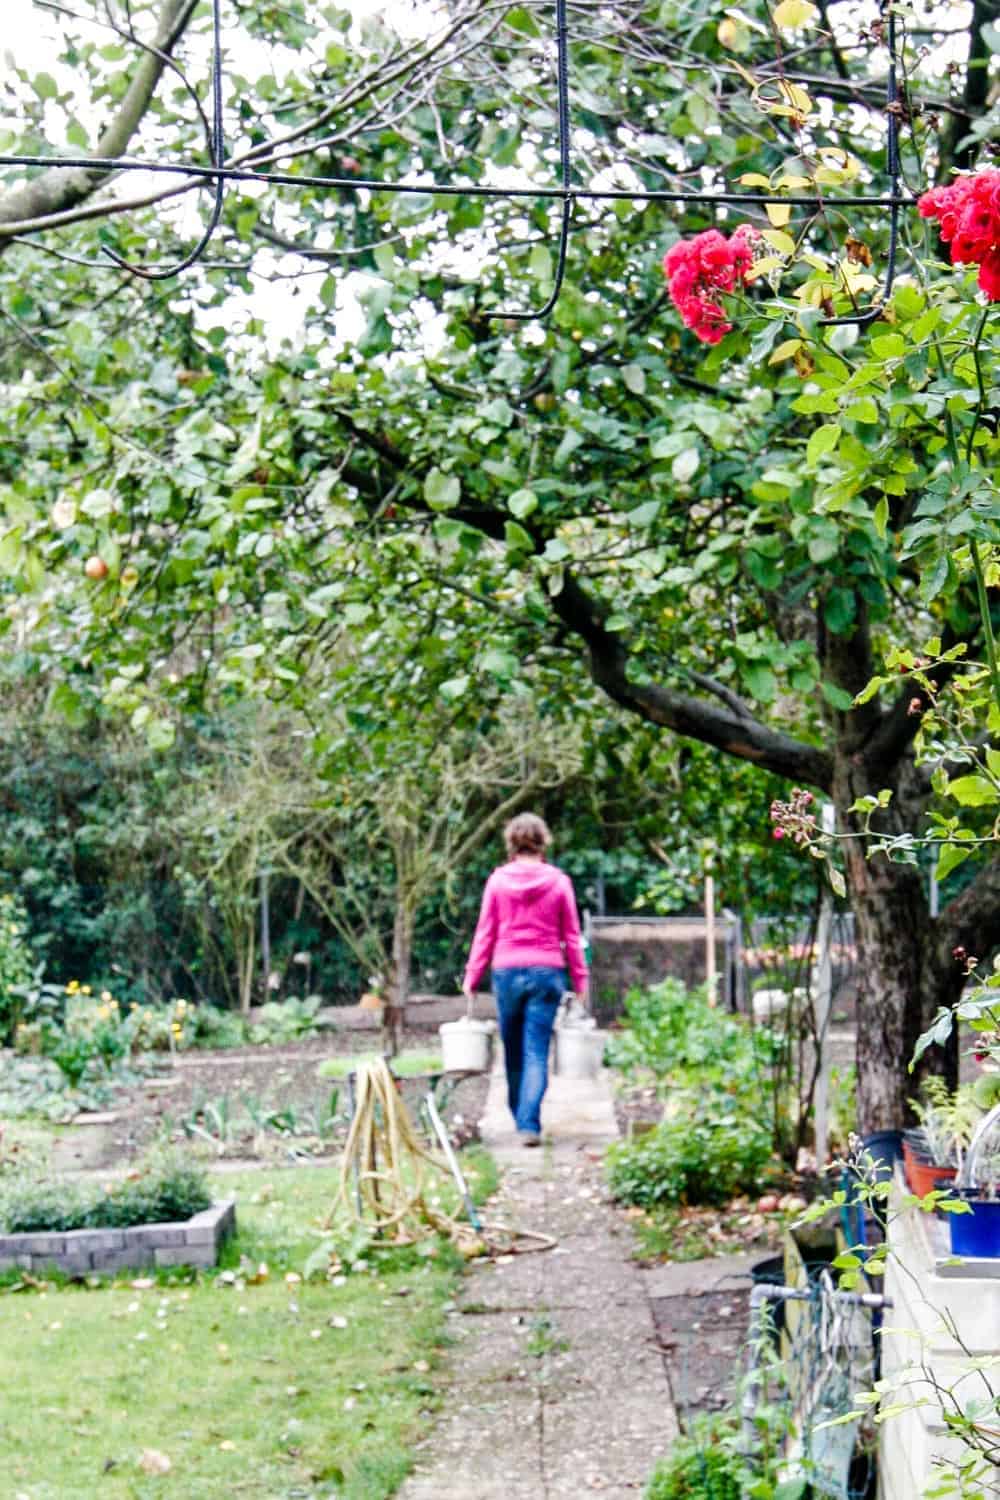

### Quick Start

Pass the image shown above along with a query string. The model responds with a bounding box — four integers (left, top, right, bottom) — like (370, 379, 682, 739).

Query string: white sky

(6, 0, 452, 351)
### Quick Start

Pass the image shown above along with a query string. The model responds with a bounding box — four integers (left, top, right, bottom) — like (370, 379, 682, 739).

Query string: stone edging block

(0, 1199, 236, 1275)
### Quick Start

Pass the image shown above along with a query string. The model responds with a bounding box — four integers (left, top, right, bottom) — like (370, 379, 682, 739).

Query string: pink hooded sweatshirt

(463, 859, 589, 997)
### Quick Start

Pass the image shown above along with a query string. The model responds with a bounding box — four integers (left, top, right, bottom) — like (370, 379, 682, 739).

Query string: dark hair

(504, 813, 551, 858)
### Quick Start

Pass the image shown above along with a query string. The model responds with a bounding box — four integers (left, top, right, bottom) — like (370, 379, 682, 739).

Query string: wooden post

(705, 874, 717, 1007)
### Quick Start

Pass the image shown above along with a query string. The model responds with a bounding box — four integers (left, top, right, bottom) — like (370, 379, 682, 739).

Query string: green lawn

(0, 1158, 492, 1499)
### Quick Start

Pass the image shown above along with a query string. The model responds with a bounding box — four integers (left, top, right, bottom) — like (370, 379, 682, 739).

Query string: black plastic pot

(750, 1253, 787, 1341)
(860, 1129, 904, 1185)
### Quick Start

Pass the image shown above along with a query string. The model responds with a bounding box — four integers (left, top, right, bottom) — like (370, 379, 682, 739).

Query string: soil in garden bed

(66, 1000, 491, 1170)
(649, 1283, 753, 1425)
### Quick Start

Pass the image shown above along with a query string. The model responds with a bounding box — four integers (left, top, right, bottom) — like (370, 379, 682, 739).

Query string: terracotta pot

(904, 1151, 956, 1197)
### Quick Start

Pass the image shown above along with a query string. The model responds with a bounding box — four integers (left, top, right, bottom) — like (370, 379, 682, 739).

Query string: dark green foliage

(0, 1149, 212, 1234)
(0, 891, 35, 1045)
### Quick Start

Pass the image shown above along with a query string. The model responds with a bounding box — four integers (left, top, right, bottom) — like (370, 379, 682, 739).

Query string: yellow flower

(66, 980, 80, 994)
(101, 990, 112, 1002)
(81, 985, 92, 996)
(9, 924, 18, 936)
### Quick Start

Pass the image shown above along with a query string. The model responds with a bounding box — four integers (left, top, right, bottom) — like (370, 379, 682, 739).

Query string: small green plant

(644, 1418, 743, 1500)
(0, 1147, 212, 1234)
(524, 1314, 570, 1358)
(43, 1030, 98, 1089)
(911, 1078, 984, 1169)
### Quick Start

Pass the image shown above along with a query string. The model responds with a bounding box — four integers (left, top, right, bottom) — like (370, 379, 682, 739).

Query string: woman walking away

(462, 813, 589, 1146)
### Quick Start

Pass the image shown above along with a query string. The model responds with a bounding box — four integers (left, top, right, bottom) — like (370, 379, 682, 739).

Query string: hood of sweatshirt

(491, 860, 563, 901)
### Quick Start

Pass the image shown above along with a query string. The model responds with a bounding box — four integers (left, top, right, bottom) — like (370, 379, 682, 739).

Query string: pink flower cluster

(662, 227, 755, 344)
(917, 169, 1000, 300)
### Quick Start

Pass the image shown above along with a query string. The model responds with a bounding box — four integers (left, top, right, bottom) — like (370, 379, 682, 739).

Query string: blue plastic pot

(949, 1195, 1000, 1257)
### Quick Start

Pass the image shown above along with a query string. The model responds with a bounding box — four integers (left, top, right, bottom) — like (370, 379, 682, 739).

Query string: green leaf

(481, 647, 518, 677)
(509, 488, 538, 519)
(823, 587, 856, 633)
(553, 430, 583, 467)
(873, 497, 889, 541)
(439, 675, 470, 701)
(627, 500, 660, 527)
(947, 775, 997, 807)
(621, 363, 646, 395)
(671, 447, 699, 484)
(829, 867, 846, 898)
(528, 244, 552, 282)
(504, 520, 534, 553)
(423, 468, 461, 510)
(146, 718, 176, 752)
(742, 663, 776, 702)
(33, 72, 59, 100)
(806, 423, 841, 465)
(821, 682, 854, 711)
(871, 332, 906, 360)
(936, 843, 972, 882)
(845, 397, 878, 424)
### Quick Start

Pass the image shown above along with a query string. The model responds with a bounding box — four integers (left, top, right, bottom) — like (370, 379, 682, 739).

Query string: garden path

(398, 1064, 678, 1499)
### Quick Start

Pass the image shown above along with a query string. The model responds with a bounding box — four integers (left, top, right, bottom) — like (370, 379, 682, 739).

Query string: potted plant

(903, 1080, 980, 1197)
(950, 1103, 1000, 1258)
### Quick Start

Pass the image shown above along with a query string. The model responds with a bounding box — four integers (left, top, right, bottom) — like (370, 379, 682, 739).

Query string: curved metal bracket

(490, 0, 573, 321)
(103, 0, 225, 280)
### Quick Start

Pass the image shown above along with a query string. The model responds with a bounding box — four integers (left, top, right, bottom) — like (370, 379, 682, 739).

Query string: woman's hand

(462, 983, 475, 1007)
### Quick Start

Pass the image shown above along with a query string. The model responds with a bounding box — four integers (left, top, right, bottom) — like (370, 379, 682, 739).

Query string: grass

(316, 1053, 444, 1080)
(0, 1156, 494, 1499)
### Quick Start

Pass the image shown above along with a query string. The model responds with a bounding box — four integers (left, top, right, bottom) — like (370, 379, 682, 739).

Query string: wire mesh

(1, 0, 910, 321)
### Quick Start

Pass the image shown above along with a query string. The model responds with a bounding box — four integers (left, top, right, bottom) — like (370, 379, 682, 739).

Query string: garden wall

(0, 1199, 235, 1275)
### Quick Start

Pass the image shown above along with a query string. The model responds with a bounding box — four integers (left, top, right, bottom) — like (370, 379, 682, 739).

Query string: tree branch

(0, 0, 199, 237)
(550, 573, 834, 790)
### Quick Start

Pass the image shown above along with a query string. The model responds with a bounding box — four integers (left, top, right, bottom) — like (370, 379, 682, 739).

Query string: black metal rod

(0, 154, 916, 211)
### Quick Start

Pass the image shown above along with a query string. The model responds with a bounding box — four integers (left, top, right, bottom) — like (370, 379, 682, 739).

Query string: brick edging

(0, 1199, 236, 1274)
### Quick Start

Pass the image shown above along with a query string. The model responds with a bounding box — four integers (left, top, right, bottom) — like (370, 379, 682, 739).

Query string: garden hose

(329, 1058, 556, 1257)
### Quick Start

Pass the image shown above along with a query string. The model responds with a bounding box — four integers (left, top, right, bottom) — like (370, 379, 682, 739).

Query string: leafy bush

(0, 1149, 211, 1234)
(645, 1421, 743, 1500)
(605, 978, 766, 1088)
(606, 980, 773, 1207)
(249, 995, 324, 1045)
(0, 893, 35, 1045)
(608, 1095, 772, 1207)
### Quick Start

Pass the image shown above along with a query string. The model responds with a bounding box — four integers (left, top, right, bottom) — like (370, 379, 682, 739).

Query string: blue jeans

(492, 966, 566, 1135)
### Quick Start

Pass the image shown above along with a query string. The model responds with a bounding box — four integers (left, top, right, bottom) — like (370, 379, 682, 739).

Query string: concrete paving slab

(640, 1250, 761, 1300)
(397, 1063, 678, 1500)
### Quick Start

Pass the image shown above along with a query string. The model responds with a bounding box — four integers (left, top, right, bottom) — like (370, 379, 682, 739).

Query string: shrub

(0, 1148, 212, 1234)
(605, 978, 766, 1090)
(606, 979, 773, 1207)
(645, 1422, 743, 1500)
(249, 995, 323, 1045)
(608, 1095, 772, 1208)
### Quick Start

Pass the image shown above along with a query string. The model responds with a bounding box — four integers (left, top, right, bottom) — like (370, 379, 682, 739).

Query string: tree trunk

(835, 759, 962, 1132)
(382, 900, 414, 1057)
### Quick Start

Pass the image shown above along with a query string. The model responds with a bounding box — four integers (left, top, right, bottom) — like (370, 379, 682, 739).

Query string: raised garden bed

(0, 1198, 235, 1275)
